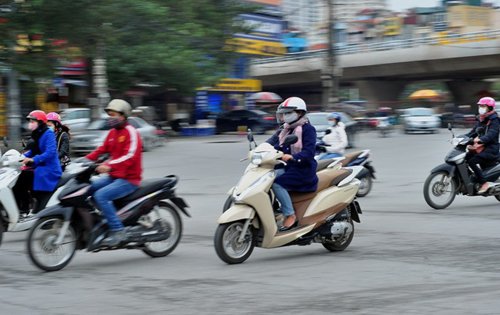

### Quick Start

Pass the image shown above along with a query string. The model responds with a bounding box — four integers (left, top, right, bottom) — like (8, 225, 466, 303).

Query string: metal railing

(250, 29, 500, 64)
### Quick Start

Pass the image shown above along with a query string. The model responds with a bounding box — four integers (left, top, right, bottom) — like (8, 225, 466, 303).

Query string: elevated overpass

(249, 30, 500, 106)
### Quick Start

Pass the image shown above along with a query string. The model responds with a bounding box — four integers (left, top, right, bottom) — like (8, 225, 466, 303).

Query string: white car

(60, 108, 91, 132)
(401, 107, 441, 134)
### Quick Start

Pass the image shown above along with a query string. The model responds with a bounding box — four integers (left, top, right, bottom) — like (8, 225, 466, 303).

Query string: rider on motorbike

(318, 112, 348, 160)
(267, 97, 318, 230)
(14, 110, 62, 214)
(46, 112, 71, 171)
(465, 97, 499, 194)
(85, 99, 143, 246)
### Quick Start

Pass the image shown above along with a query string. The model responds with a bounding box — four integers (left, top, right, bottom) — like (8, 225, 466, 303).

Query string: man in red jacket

(86, 99, 143, 246)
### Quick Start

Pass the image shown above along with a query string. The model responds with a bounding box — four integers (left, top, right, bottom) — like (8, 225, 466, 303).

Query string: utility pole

(321, 0, 339, 111)
(7, 67, 21, 147)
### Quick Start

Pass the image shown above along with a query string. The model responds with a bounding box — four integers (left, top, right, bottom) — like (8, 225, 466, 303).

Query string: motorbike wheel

(214, 221, 255, 264)
(356, 176, 372, 197)
(27, 217, 77, 272)
(222, 196, 234, 213)
(142, 202, 183, 258)
(322, 219, 354, 252)
(423, 172, 456, 210)
(494, 195, 500, 202)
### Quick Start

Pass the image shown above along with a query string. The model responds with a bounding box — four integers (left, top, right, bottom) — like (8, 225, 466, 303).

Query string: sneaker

(478, 182, 493, 194)
(101, 229, 127, 247)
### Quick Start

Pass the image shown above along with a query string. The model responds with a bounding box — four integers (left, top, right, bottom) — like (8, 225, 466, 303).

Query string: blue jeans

(89, 176, 138, 231)
(272, 169, 294, 217)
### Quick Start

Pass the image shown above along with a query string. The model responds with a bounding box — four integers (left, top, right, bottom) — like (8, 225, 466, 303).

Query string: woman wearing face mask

(267, 97, 318, 231)
(465, 97, 499, 194)
(318, 112, 348, 160)
(46, 112, 71, 171)
(13, 110, 62, 215)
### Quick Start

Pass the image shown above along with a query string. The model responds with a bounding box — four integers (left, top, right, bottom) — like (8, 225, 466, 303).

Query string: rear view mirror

(282, 134, 298, 147)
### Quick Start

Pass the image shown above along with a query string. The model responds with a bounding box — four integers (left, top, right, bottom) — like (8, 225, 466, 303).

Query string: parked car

(307, 112, 357, 148)
(401, 107, 441, 134)
(61, 108, 91, 132)
(215, 109, 277, 135)
(71, 116, 159, 155)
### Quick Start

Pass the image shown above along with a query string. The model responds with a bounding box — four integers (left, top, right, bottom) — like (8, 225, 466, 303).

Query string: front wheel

(423, 171, 457, 209)
(142, 202, 183, 258)
(494, 195, 500, 202)
(27, 217, 77, 272)
(356, 176, 372, 197)
(214, 221, 255, 264)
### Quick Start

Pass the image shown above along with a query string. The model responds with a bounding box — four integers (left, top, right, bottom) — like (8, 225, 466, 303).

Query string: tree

(5, 0, 254, 94)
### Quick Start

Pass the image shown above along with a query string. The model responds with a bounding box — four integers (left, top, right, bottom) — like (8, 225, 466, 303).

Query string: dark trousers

(466, 153, 495, 185)
(13, 170, 52, 214)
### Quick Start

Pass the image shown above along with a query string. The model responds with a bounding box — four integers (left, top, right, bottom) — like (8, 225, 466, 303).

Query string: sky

(387, 0, 440, 11)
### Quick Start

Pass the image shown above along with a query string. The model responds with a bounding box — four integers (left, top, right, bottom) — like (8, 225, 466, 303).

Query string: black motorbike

(26, 162, 190, 271)
(423, 125, 500, 209)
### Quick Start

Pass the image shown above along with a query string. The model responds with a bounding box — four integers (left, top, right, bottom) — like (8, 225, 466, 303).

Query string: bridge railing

(250, 29, 500, 64)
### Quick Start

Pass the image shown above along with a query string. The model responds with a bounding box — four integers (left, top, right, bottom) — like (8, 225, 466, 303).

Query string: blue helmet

(328, 112, 341, 121)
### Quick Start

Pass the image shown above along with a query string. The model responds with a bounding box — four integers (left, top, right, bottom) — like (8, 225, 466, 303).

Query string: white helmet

(276, 97, 307, 114)
(105, 99, 132, 117)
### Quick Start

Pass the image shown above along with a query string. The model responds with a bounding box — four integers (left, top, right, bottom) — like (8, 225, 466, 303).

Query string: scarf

(278, 116, 308, 154)
(479, 110, 496, 122)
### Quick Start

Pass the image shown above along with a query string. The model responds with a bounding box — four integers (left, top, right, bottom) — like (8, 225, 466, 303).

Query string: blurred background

(0, 0, 499, 143)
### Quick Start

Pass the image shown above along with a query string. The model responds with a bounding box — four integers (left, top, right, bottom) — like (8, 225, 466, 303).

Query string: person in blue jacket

(267, 97, 318, 231)
(14, 110, 62, 214)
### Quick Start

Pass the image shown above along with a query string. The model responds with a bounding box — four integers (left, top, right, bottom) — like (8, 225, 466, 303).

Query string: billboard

(235, 13, 284, 42)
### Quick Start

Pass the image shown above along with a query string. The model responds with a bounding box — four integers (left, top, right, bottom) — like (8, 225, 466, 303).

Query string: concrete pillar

(355, 80, 407, 109)
(446, 80, 492, 108)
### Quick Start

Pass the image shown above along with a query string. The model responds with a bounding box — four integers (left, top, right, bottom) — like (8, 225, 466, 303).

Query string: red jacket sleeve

(86, 131, 111, 161)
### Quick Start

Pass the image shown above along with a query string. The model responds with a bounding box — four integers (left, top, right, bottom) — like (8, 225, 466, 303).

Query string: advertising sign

(209, 78, 262, 92)
(235, 13, 284, 42)
(225, 37, 286, 56)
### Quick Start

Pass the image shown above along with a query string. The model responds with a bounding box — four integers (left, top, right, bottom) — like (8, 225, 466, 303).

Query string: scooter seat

(289, 168, 352, 203)
(316, 158, 337, 172)
(114, 177, 177, 204)
(341, 151, 363, 166)
(56, 173, 76, 188)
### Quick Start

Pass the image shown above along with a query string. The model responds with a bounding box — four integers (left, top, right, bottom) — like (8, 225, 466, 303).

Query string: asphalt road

(2, 127, 500, 315)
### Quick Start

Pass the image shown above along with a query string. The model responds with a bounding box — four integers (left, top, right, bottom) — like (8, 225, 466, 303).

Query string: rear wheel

(142, 202, 183, 257)
(356, 176, 372, 197)
(27, 217, 77, 272)
(423, 172, 456, 209)
(322, 219, 354, 252)
(0, 218, 4, 246)
(214, 221, 255, 264)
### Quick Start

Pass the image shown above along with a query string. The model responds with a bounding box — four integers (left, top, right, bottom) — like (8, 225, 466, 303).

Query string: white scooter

(0, 149, 82, 246)
(214, 131, 365, 264)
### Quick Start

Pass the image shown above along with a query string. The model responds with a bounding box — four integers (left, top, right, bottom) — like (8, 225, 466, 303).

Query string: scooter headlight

(235, 172, 274, 201)
(251, 153, 263, 165)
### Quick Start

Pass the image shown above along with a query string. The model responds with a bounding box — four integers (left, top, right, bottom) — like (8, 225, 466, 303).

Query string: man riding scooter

(85, 99, 143, 247)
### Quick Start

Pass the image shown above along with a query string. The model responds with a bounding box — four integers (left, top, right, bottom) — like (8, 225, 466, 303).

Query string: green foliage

(2, 0, 254, 93)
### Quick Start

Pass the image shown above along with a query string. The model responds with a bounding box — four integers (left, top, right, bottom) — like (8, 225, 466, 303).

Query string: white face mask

(478, 107, 488, 115)
(48, 125, 55, 131)
(28, 121, 38, 131)
(283, 112, 299, 124)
